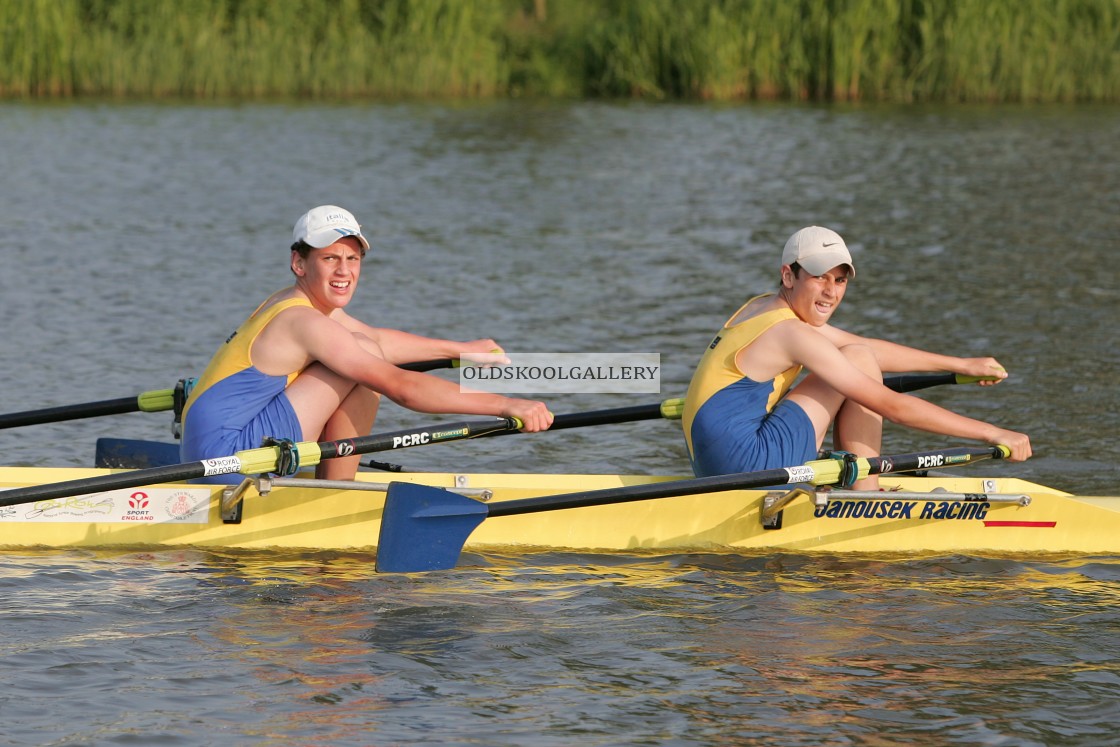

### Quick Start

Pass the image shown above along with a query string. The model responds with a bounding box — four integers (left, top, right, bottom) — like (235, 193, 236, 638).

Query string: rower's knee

(840, 343, 882, 382)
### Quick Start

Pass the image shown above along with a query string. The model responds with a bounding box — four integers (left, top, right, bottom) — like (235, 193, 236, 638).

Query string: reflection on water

(3, 549, 1118, 745)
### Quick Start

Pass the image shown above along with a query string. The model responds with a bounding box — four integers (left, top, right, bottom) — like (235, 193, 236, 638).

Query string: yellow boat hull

(2, 467, 1118, 555)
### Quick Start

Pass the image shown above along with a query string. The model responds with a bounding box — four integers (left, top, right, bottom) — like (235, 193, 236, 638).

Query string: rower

(180, 205, 553, 484)
(682, 225, 1031, 490)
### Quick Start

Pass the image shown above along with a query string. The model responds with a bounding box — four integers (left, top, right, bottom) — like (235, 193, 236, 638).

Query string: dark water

(1, 101, 1118, 744)
(3, 550, 1119, 746)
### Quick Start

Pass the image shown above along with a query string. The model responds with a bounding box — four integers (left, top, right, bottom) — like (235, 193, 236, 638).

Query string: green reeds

(0, 0, 1116, 102)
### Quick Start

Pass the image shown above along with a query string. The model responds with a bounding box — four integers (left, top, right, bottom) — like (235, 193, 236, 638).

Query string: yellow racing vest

(682, 294, 803, 456)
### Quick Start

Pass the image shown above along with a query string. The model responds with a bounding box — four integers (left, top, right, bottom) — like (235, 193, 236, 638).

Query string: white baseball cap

(781, 226, 855, 278)
(292, 205, 370, 251)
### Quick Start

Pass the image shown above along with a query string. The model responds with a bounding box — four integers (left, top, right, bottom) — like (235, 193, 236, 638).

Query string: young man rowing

(181, 205, 553, 482)
(682, 226, 1031, 490)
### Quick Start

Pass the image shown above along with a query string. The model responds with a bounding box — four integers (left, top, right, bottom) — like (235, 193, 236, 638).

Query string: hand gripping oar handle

(483, 399, 685, 435)
(0, 358, 460, 431)
(0, 416, 521, 508)
(375, 445, 1010, 572)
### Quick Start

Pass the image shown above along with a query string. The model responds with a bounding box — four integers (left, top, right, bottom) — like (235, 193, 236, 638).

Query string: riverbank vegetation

(2, 0, 1117, 102)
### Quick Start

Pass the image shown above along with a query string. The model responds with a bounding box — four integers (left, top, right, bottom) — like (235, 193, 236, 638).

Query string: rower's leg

(285, 335, 388, 480)
(316, 386, 380, 480)
(785, 343, 883, 490)
(832, 344, 883, 490)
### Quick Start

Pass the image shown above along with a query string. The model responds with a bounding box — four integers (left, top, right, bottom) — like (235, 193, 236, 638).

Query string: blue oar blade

(376, 482, 489, 572)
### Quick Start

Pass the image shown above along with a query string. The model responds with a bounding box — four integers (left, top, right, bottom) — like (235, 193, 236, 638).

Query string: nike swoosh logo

(823, 242, 840, 247)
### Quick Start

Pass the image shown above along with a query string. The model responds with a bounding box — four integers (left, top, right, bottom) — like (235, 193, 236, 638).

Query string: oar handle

(399, 359, 459, 372)
(883, 372, 999, 393)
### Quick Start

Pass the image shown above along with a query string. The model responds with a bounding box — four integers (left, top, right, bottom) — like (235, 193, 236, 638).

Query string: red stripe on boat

(983, 521, 1057, 528)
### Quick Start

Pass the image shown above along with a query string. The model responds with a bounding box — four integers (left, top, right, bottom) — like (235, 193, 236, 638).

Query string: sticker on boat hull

(814, 499, 992, 521)
(0, 488, 212, 524)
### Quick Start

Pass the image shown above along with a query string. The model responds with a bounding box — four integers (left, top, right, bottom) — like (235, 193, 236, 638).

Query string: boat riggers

(374, 444, 1010, 573)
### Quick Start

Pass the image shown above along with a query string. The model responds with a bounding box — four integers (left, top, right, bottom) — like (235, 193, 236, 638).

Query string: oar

(0, 414, 522, 509)
(0, 358, 460, 430)
(360, 374, 994, 462)
(482, 399, 682, 436)
(490, 373, 992, 431)
(882, 372, 996, 393)
(358, 399, 686, 469)
(374, 444, 1010, 572)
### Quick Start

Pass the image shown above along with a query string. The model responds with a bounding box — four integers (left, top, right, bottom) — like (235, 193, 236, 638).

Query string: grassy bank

(1, 0, 1117, 102)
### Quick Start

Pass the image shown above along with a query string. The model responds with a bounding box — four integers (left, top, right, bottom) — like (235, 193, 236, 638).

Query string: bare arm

(818, 324, 1008, 384)
(285, 310, 552, 431)
(332, 310, 502, 365)
(788, 325, 1031, 460)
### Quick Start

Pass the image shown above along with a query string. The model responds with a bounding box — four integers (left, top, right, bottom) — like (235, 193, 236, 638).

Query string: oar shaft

(400, 359, 458, 372)
(0, 368, 975, 432)
(233, 417, 520, 475)
(0, 416, 519, 508)
(461, 373, 985, 442)
(486, 445, 1007, 518)
(0, 396, 135, 429)
(0, 463, 210, 506)
(485, 402, 666, 435)
(883, 373, 990, 393)
(374, 444, 1010, 572)
(0, 359, 458, 431)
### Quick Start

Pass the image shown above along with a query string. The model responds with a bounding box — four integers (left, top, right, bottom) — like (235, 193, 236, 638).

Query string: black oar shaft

(0, 416, 518, 508)
(0, 360, 457, 431)
(400, 359, 456, 372)
(374, 444, 1010, 572)
(486, 445, 1006, 518)
(0, 368, 974, 432)
(484, 402, 666, 437)
(0, 463, 209, 506)
(319, 417, 518, 460)
(0, 396, 143, 429)
(487, 468, 792, 517)
(885, 372, 959, 393)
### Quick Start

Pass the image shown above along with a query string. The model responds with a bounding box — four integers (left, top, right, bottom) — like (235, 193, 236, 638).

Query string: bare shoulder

(727, 294, 779, 325)
(736, 316, 810, 379)
(773, 318, 841, 362)
(259, 302, 343, 349)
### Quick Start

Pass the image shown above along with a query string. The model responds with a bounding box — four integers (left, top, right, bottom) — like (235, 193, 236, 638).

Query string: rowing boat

(3, 464, 1117, 556)
(2, 373, 1113, 564)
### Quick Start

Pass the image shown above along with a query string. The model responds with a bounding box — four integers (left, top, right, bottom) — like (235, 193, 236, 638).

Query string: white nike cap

(781, 226, 855, 278)
(292, 205, 370, 251)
